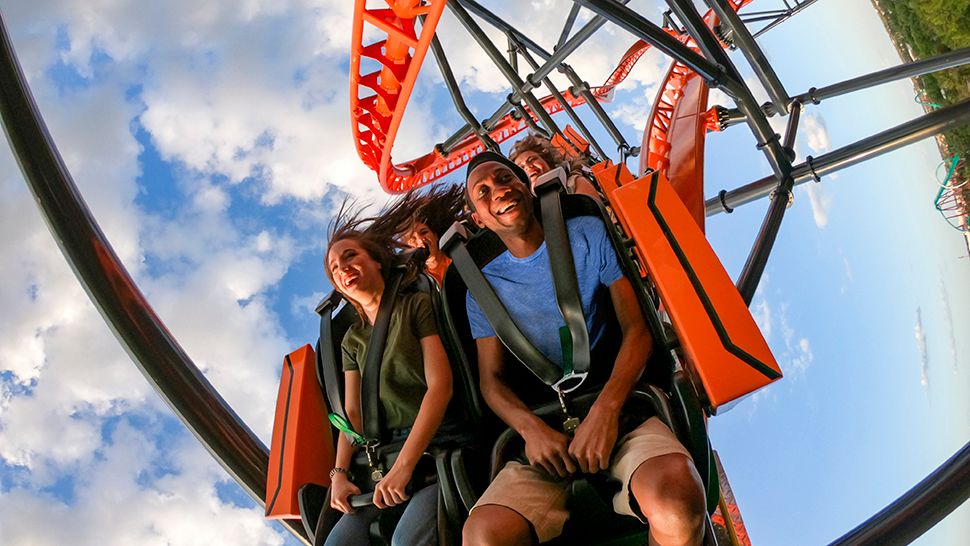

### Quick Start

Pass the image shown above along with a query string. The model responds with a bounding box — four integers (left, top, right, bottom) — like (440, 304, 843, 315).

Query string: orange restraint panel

(595, 165, 782, 410)
(266, 345, 335, 519)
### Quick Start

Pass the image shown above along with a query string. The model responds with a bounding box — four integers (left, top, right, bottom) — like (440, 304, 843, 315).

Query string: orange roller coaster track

(349, 0, 749, 194)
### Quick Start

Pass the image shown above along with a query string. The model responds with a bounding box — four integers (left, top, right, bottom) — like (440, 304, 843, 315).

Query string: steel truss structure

(3, 1, 970, 545)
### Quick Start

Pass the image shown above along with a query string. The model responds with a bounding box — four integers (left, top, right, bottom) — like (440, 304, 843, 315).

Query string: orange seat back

(598, 166, 782, 409)
(265, 345, 335, 519)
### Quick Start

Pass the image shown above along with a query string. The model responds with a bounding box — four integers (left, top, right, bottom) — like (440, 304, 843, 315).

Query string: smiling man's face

(466, 161, 536, 237)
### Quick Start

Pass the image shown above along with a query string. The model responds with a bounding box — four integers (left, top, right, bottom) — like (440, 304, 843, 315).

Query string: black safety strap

(535, 168, 591, 390)
(361, 269, 405, 443)
(442, 223, 562, 386)
(441, 171, 590, 393)
(317, 291, 350, 429)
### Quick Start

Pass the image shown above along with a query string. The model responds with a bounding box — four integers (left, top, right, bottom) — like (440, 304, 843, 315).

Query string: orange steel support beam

(265, 345, 335, 519)
(604, 169, 781, 409)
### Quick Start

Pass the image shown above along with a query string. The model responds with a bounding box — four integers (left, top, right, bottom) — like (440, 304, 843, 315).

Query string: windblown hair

(380, 183, 467, 240)
(325, 197, 422, 326)
(509, 133, 586, 175)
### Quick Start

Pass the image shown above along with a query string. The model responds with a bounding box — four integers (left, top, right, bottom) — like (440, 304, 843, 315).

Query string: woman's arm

(330, 371, 363, 513)
(373, 334, 453, 508)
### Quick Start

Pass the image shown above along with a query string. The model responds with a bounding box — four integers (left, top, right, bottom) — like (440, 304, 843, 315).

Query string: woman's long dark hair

(325, 197, 423, 326)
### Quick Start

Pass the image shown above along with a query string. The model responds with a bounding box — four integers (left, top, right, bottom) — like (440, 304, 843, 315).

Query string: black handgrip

(348, 492, 374, 509)
(346, 482, 415, 509)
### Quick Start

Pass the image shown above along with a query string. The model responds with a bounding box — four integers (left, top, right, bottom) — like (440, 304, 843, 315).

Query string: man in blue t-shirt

(461, 151, 706, 546)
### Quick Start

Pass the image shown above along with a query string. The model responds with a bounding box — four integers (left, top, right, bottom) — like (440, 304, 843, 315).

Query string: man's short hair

(463, 151, 531, 211)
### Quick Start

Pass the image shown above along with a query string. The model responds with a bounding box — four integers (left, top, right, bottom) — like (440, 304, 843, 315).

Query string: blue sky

(0, 1, 967, 545)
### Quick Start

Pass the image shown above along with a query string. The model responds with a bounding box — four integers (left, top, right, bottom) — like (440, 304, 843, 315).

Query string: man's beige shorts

(470, 417, 690, 543)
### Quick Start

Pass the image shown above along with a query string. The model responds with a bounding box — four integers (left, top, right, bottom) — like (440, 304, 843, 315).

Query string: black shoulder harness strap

(317, 291, 348, 427)
(443, 222, 561, 385)
(441, 168, 591, 392)
(535, 171, 591, 390)
(361, 269, 405, 443)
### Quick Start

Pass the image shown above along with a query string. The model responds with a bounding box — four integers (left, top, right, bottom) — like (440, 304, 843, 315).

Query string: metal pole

(0, 12, 309, 545)
(736, 179, 791, 305)
(439, 0, 620, 154)
(665, 0, 792, 181)
(829, 441, 970, 546)
(793, 46, 970, 109)
(753, 0, 821, 38)
(706, 0, 790, 114)
(574, 0, 727, 85)
(446, 0, 560, 137)
(720, 47, 970, 121)
(428, 33, 499, 152)
(781, 100, 802, 157)
(708, 99, 970, 215)
(557, 4, 582, 51)
(564, 68, 631, 158)
(516, 44, 609, 160)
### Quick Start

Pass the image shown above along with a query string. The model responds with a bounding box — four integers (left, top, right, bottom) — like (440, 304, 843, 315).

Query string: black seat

(437, 191, 720, 544)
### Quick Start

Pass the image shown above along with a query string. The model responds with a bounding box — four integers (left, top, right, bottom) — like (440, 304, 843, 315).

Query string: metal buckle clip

(553, 371, 588, 394)
(364, 440, 384, 482)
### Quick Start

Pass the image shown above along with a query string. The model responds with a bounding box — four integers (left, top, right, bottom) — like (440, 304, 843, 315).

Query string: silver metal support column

(708, 99, 970, 215)
(706, 0, 790, 114)
(447, 0, 560, 137)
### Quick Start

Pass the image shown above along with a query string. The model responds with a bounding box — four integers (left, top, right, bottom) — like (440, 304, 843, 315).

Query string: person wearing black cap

(460, 152, 705, 546)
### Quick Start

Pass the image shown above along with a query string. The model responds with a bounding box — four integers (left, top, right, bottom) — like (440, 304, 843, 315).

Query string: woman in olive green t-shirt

(322, 210, 453, 546)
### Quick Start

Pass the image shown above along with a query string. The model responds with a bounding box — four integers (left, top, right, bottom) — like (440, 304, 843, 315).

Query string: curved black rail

(830, 441, 970, 546)
(0, 11, 308, 544)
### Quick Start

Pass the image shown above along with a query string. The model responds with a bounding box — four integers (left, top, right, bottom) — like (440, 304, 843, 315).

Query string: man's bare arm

(477, 336, 577, 477)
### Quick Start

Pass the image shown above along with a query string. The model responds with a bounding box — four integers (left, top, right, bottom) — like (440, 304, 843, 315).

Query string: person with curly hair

(321, 200, 455, 546)
(509, 133, 601, 200)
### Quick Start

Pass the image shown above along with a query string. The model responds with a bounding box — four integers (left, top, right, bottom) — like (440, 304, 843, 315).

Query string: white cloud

(800, 183, 832, 228)
(939, 276, 958, 374)
(0, 420, 286, 546)
(749, 293, 814, 382)
(914, 308, 930, 394)
(801, 113, 831, 155)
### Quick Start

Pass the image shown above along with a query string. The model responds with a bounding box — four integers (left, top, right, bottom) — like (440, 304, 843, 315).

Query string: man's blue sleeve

(466, 291, 497, 339)
(594, 219, 624, 286)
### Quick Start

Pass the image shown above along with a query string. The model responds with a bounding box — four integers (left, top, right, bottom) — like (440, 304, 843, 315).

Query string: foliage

(880, 0, 970, 182)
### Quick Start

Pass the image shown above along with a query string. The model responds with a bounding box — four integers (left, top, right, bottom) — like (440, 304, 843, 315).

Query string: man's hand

(522, 422, 578, 478)
(329, 472, 362, 514)
(373, 463, 413, 509)
(568, 406, 620, 474)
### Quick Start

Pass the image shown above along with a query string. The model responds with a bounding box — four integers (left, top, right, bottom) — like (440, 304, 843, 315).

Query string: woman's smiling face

(327, 237, 383, 301)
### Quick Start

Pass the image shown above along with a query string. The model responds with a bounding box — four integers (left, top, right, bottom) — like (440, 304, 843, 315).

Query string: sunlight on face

(326, 238, 382, 301)
(514, 150, 551, 181)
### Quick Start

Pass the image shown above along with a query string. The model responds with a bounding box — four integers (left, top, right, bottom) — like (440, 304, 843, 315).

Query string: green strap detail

(915, 91, 943, 110)
(328, 413, 366, 446)
(559, 325, 574, 376)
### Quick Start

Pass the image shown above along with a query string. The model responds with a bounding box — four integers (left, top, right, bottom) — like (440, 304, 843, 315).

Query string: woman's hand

(329, 472, 362, 514)
(373, 463, 413, 509)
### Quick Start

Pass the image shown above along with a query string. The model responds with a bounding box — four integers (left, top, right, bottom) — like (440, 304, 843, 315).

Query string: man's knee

(630, 453, 706, 537)
(462, 505, 535, 546)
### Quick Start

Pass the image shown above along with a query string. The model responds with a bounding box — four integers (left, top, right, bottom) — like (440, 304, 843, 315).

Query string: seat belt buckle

(553, 371, 588, 394)
(364, 441, 384, 483)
